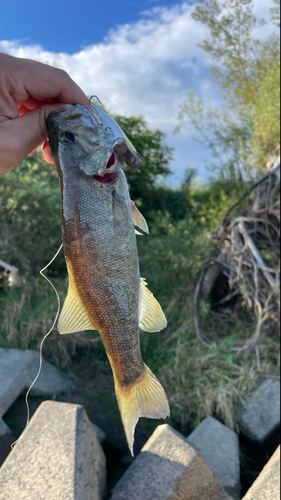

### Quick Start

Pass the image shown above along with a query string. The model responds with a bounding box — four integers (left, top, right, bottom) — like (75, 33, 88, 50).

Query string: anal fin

(139, 278, 167, 332)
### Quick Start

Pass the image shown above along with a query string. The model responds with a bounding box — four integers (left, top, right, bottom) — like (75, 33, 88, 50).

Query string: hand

(0, 52, 88, 176)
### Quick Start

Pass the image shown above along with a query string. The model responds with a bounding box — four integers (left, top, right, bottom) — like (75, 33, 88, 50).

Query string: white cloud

(0, 1, 278, 183)
(0, 4, 212, 120)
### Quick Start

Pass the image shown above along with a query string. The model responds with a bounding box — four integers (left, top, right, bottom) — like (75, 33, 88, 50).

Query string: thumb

(0, 103, 73, 176)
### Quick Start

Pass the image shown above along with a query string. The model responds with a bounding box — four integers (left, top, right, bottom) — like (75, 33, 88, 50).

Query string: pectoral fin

(139, 278, 167, 332)
(58, 261, 99, 334)
(131, 201, 149, 234)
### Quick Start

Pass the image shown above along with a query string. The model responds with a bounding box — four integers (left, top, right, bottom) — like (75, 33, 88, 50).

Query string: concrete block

(111, 424, 231, 500)
(0, 401, 106, 500)
(242, 445, 280, 500)
(26, 356, 72, 397)
(187, 416, 240, 499)
(0, 348, 38, 416)
(0, 348, 72, 417)
(239, 379, 280, 443)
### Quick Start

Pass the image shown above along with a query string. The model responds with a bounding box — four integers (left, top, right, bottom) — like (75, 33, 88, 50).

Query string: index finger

(2, 53, 89, 108)
(17, 58, 89, 106)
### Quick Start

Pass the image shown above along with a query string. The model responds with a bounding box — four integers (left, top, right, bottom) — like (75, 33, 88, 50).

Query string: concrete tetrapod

(239, 379, 280, 443)
(187, 416, 240, 498)
(242, 445, 280, 500)
(0, 348, 72, 407)
(0, 349, 39, 418)
(111, 424, 233, 500)
(0, 401, 106, 500)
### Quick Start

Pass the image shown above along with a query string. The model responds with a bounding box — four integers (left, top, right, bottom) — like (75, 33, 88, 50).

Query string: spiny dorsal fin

(139, 278, 167, 332)
(131, 201, 149, 234)
(58, 261, 99, 334)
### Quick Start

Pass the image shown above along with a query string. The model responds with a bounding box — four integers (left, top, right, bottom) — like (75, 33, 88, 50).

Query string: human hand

(0, 52, 88, 176)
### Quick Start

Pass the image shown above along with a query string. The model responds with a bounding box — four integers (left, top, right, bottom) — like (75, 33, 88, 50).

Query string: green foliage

(176, 92, 251, 179)
(177, 0, 280, 176)
(199, 300, 212, 317)
(192, 0, 264, 106)
(270, 0, 280, 26)
(114, 115, 172, 186)
(249, 57, 280, 167)
(0, 277, 71, 365)
(114, 115, 186, 222)
(136, 176, 241, 307)
(160, 328, 279, 429)
(0, 153, 63, 275)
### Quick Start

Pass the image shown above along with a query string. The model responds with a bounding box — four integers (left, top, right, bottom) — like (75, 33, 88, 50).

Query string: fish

(46, 103, 170, 455)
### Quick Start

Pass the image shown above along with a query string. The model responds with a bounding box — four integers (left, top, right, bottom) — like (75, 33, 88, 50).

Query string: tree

(114, 115, 171, 193)
(270, 0, 280, 26)
(176, 0, 280, 176)
(249, 45, 280, 166)
(176, 92, 251, 181)
(192, 0, 266, 107)
(115, 116, 191, 222)
(0, 153, 63, 275)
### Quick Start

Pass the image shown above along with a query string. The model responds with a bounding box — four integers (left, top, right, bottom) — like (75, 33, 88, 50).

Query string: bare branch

(0, 259, 18, 274)
(222, 156, 280, 225)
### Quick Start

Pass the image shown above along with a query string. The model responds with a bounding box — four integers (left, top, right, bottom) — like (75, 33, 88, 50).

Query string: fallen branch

(0, 259, 18, 274)
(238, 221, 276, 288)
(217, 289, 239, 305)
(194, 155, 280, 357)
(234, 216, 280, 237)
(222, 156, 280, 226)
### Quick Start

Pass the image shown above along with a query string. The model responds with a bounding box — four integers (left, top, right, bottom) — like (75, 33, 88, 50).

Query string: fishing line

(0, 244, 63, 485)
(24, 243, 63, 427)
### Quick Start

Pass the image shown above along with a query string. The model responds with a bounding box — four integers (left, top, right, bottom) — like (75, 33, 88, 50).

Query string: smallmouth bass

(46, 104, 169, 454)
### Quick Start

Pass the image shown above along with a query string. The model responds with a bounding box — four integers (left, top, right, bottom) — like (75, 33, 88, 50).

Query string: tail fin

(114, 364, 170, 456)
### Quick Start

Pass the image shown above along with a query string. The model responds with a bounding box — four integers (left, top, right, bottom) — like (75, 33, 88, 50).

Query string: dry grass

(0, 273, 279, 432)
(0, 278, 100, 368)
(157, 289, 280, 431)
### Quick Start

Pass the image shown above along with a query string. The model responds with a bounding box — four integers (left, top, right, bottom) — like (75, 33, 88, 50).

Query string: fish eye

(61, 131, 75, 144)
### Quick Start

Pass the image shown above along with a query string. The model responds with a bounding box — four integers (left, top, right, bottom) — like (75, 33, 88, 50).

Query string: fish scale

(47, 104, 169, 455)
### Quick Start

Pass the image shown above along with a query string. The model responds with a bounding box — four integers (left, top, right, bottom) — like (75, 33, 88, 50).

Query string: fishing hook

(89, 95, 103, 106)
(87, 97, 114, 137)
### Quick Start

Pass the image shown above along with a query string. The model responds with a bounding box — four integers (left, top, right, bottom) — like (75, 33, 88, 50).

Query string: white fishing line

(24, 243, 63, 427)
(0, 244, 63, 485)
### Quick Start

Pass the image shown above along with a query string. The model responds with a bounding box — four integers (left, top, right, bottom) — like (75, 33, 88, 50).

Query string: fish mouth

(93, 153, 120, 184)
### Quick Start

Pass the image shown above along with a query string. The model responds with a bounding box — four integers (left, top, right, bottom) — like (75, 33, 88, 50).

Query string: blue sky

(0, 0, 196, 53)
(0, 0, 275, 185)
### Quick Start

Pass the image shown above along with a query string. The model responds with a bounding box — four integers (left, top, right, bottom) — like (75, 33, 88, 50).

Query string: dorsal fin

(131, 201, 149, 234)
(58, 260, 99, 334)
(139, 278, 167, 332)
